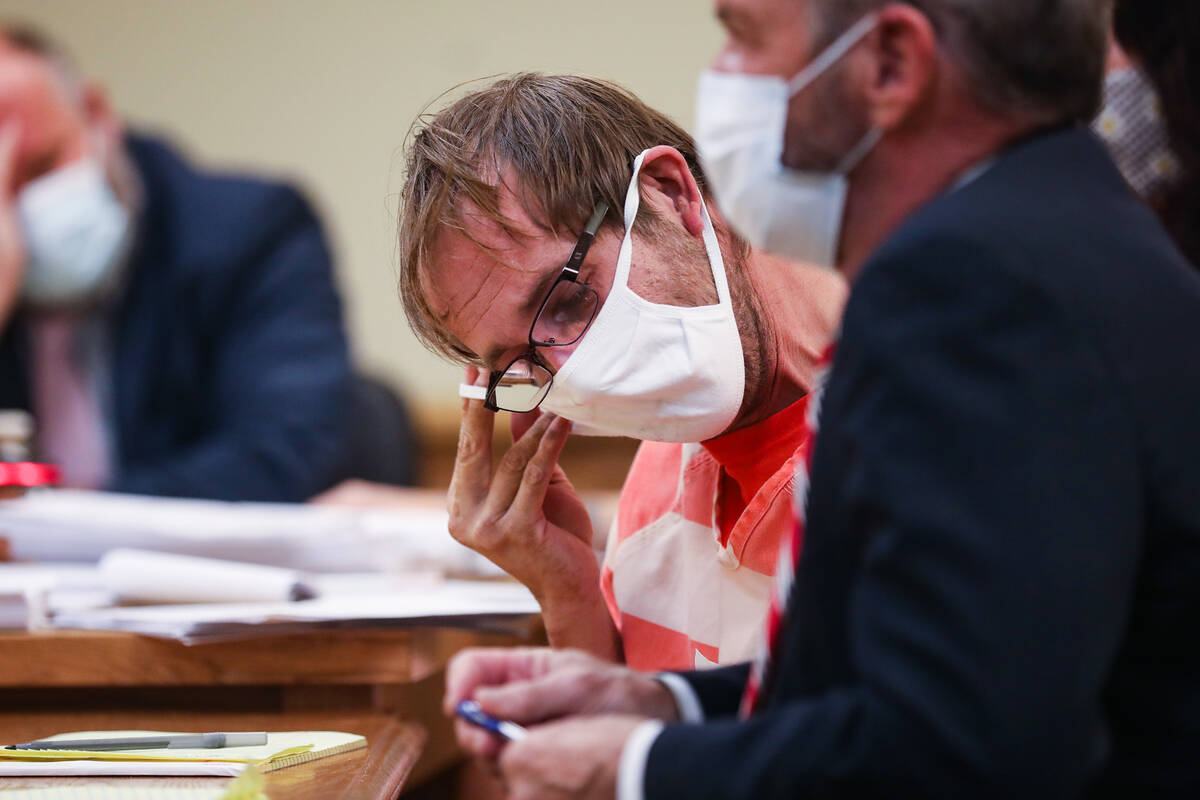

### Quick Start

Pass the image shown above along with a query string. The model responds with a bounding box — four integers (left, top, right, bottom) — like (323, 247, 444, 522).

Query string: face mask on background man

(18, 157, 131, 308)
(694, 14, 879, 268)
(1094, 66, 1180, 199)
(538, 148, 746, 443)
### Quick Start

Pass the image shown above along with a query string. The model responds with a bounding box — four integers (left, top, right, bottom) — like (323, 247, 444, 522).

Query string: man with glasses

(396, 73, 844, 670)
(442, 0, 1200, 798)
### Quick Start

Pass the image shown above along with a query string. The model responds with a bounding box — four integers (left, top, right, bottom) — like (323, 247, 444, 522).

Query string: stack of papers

(48, 580, 540, 644)
(0, 564, 100, 630)
(0, 490, 502, 576)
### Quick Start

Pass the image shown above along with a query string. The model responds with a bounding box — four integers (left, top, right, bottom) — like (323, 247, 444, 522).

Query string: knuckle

(522, 462, 547, 487)
(475, 514, 507, 549)
(499, 448, 528, 474)
(456, 430, 483, 462)
(446, 507, 474, 542)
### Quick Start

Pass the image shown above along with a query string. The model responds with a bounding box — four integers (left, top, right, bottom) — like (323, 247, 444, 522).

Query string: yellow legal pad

(0, 731, 366, 776)
(0, 765, 266, 799)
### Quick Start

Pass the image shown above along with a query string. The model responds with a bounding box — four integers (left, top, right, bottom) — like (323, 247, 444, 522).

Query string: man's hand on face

(500, 715, 645, 800)
(447, 365, 596, 605)
(444, 647, 680, 759)
(0, 122, 26, 325)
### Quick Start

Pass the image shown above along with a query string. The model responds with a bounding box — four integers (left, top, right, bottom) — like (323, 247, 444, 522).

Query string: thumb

(474, 668, 595, 726)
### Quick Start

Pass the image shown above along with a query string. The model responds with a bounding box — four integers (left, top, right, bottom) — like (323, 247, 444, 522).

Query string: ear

(80, 82, 124, 154)
(860, 4, 938, 131)
(636, 145, 706, 238)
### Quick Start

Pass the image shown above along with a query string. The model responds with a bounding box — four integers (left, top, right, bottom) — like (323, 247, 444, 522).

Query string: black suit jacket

(645, 127, 1200, 797)
(0, 134, 352, 502)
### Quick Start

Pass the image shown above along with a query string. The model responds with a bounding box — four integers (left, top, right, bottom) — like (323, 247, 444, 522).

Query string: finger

(455, 719, 504, 759)
(479, 412, 556, 520)
(503, 416, 572, 530)
(443, 647, 551, 715)
(0, 121, 20, 197)
(543, 466, 595, 545)
(475, 664, 603, 725)
(448, 368, 495, 514)
(509, 408, 542, 443)
(497, 740, 530, 796)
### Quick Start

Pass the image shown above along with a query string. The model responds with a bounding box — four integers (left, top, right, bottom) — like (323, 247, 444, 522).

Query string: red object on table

(0, 462, 60, 488)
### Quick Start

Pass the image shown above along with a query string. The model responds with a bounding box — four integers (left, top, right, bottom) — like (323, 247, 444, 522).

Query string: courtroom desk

(0, 625, 543, 794)
(0, 710, 423, 799)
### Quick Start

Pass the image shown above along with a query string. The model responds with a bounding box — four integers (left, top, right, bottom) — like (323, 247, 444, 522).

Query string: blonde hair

(396, 72, 722, 364)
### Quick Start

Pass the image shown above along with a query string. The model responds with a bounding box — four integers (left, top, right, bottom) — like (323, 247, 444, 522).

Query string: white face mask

(539, 149, 746, 442)
(695, 14, 880, 268)
(18, 158, 132, 308)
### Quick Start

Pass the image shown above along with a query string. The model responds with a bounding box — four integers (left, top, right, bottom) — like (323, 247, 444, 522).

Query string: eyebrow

(477, 262, 562, 370)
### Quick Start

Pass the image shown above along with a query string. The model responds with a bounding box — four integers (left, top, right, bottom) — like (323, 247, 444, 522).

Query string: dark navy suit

(0, 134, 352, 502)
(645, 127, 1200, 797)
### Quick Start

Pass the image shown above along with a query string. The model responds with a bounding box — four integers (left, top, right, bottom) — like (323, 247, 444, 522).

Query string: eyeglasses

(484, 201, 609, 413)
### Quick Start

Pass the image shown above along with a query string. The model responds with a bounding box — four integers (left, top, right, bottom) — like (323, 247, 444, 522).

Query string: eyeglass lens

(531, 281, 599, 347)
(491, 357, 554, 413)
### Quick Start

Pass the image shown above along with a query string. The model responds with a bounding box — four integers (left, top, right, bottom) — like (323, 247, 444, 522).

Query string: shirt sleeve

(617, 720, 665, 800)
(654, 672, 705, 723)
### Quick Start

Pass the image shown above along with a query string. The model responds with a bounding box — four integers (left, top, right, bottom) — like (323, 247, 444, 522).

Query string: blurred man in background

(445, 0, 1200, 797)
(1097, 0, 1200, 269)
(0, 25, 353, 502)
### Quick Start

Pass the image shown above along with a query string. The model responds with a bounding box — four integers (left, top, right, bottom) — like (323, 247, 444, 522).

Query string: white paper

(49, 580, 540, 643)
(99, 550, 312, 604)
(0, 490, 504, 576)
(0, 564, 105, 630)
(0, 759, 245, 777)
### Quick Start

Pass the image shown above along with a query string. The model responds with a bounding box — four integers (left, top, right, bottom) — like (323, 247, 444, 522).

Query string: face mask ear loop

(787, 13, 881, 98)
(696, 196, 734, 309)
(614, 150, 650, 289)
(836, 127, 883, 175)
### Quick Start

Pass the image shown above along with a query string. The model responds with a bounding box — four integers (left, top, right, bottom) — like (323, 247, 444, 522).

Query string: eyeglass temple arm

(563, 201, 610, 278)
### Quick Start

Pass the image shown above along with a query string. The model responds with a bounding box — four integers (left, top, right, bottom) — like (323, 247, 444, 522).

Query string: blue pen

(455, 700, 528, 742)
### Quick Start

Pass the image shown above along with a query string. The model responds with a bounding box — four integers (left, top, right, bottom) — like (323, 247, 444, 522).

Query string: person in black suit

(0, 25, 353, 502)
(442, 1, 1200, 798)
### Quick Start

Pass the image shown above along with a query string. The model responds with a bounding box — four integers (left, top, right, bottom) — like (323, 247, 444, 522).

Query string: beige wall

(0, 0, 723, 423)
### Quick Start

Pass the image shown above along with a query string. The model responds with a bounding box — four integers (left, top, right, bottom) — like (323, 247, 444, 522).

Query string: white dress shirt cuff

(617, 719, 664, 800)
(653, 672, 705, 723)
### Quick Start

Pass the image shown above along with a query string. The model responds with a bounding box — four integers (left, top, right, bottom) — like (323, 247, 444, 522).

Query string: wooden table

(0, 624, 542, 797)
(0, 711, 424, 799)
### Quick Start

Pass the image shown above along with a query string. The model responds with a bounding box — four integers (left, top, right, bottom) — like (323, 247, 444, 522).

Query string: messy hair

(396, 72, 717, 364)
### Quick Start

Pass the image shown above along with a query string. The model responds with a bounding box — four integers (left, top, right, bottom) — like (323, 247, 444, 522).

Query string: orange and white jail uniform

(600, 397, 811, 672)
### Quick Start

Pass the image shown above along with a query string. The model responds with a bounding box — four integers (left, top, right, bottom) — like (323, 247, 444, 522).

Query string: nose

(539, 344, 577, 373)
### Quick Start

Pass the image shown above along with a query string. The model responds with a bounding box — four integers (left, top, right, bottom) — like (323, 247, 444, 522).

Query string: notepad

(0, 731, 365, 777)
(0, 765, 267, 799)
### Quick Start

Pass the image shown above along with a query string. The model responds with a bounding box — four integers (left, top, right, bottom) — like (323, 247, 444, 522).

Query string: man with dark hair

(446, 0, 1200, 797)
(0, 25, 352, 501)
